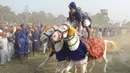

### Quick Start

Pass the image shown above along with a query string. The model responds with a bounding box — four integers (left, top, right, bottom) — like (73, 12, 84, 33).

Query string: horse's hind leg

(89, 60, 95, 73)
(103, 54, 108, 73)
(103, 40, 108, 73)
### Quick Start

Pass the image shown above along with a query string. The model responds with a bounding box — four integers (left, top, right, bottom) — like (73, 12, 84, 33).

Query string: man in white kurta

(7, 31, 14, 62)
(0, 32, 8, 65)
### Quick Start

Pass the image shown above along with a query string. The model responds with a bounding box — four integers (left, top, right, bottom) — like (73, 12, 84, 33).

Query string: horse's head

(51, 23, 76, 41)
(40, 25, 57, 42)
(50, 29, 63, 42)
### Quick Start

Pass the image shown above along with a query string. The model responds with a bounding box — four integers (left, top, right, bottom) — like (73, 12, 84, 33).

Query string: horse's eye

(50, 31, 53, 33)
(63, 28, 66, 30)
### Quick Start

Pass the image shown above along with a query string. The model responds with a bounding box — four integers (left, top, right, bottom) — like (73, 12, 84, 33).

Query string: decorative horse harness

(59, 24, 79, 47)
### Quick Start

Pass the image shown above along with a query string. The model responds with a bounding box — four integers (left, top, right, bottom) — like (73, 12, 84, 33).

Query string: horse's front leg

(55, 62, 61, 73)
(64, 61, 74, 73)
(55, 61, 66, 73)
(59, 61, 68, 73)
(74, 65, 77, 73)
(80, 63, 87, 73)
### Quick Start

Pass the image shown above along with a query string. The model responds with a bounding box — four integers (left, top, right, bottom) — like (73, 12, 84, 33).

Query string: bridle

(43, 26, 63, 45)
(60, 24, 75, 41)
(43, 27, 56, 39)
(59, 24, 79, 47)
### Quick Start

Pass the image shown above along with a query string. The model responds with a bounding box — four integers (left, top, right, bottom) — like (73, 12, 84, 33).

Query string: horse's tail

(104, 40, 118, 52)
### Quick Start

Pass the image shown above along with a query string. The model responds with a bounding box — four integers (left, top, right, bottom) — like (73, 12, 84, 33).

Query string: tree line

(0, 5, 112, 25)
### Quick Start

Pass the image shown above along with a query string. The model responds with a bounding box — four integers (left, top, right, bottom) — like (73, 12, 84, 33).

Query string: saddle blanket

(80, 37, 105, 59)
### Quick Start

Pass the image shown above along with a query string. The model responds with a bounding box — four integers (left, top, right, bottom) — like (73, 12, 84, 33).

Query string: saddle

(80, 37, 105, 59)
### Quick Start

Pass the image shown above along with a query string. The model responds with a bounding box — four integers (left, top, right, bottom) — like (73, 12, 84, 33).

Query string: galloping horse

(51, 23, 117, 73)
(38, 25, 70, 73)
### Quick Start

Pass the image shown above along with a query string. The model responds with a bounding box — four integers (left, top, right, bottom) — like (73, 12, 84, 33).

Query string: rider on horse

(68, 2, 92, 39)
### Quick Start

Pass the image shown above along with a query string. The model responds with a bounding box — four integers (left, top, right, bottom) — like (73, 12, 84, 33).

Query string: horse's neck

(67, 34, 79, 44)
(54, 40, 64, 52)
(67, 34, 80, 51)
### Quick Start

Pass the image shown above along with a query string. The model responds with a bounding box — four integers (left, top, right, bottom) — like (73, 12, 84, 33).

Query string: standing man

(7, 27, 15, 62)
(0, 32, 8, 65)
(17, 24, 26, 63)
(96, 28, 103, 39)
(32, 27, 40, 56)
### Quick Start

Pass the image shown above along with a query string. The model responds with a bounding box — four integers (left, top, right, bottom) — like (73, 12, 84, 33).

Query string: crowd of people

(93, 27, 130, 37)
(0, 24, 46, 65)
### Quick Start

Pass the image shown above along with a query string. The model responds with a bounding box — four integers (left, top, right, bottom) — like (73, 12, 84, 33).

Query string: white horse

(38, 25, 69, 73)
(51, 24, 117, 73)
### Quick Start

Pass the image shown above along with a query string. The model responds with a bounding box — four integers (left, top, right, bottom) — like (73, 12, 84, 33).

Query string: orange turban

(16, 26, 22, 31)
(34, 27, 38, 31)
(2, 32, 7, 37)
(10, 27, 14, 32)
(4, 26, 8, 30)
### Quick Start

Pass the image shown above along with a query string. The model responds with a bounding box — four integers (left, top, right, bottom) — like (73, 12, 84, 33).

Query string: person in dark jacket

(32, 27, 40, 56)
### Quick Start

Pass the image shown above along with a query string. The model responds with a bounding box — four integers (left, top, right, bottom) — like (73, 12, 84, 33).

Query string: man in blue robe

(32, 27, 40, 56)
(24, 32, 31, 59)
(17, 24, 26, 62)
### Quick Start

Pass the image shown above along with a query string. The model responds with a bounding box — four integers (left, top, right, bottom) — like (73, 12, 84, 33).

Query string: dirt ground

(0, 33, 130, 73)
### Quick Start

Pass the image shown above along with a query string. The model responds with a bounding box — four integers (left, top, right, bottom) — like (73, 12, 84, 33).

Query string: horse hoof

(36, 67, 43, 72)
(35, 68, 43, 73)
(104, 71, 107, 73)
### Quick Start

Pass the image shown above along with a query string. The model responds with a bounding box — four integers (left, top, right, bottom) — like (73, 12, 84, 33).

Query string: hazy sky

(0, 0, 130, 21)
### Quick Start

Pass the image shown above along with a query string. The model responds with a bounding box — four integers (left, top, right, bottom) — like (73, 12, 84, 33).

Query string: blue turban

(99, 28, 102, 32)
(20, 24, 25, 28)
(69, 2, 77, 9)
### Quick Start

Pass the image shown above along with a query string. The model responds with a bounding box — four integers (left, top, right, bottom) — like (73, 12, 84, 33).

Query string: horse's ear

(68, 26, 76, 37)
